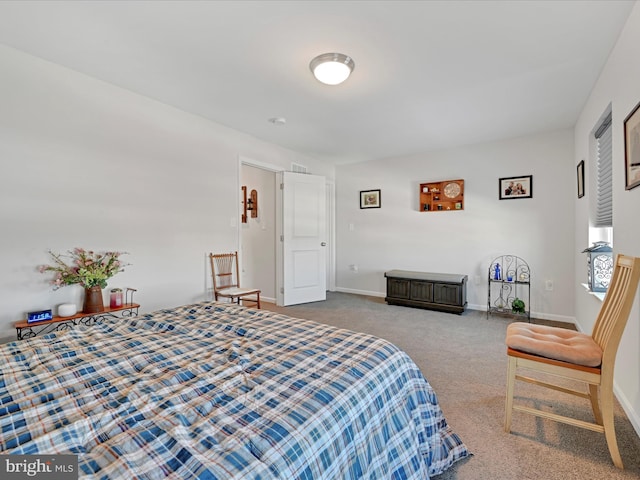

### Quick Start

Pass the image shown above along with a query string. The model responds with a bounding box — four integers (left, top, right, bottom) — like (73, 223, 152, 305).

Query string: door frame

(237, 156, 336, 305)
(325, 180, 336, 292)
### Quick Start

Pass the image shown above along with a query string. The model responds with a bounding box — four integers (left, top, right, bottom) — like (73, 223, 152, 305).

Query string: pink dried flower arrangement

(39, 248, 129, 290)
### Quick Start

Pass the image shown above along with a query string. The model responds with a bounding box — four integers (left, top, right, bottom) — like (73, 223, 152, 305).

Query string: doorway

(240, 163, 277, 303)
(239, 156, 335, 306)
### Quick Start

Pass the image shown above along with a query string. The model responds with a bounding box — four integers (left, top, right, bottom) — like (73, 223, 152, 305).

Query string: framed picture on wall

(577, 160, 585, 198)
(360, 189, 381, 209)
(499, 175, 532, 200)
(624, 100, 640, 190)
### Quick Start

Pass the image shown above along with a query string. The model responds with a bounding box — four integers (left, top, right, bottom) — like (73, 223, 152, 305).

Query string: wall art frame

(360, 189, 381, 209)
(624, 100, 640, 190)
(499, 175, 532, 200)
(577, 160, 585, 198)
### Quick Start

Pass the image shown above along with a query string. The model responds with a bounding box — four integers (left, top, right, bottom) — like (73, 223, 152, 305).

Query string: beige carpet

(262, 292, 640, 480)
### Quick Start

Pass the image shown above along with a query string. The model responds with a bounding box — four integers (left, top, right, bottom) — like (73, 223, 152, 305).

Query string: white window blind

(594, 113, 612, 228)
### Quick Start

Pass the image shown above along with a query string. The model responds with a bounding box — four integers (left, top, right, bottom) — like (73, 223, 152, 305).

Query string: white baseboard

(614, 383, 640, 438)
(334, 287, 385, 298)
(334, 289, 575, 324)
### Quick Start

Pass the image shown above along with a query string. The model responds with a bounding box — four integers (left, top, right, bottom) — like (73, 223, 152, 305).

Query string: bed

(0, 302, 468, 479)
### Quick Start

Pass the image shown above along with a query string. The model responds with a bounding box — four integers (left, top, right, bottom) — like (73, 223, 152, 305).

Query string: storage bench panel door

(384, 270, 467, 314)
(387, 279, 410, 299)
(434, 284, 461, 306)
(410, 281, 434, 302)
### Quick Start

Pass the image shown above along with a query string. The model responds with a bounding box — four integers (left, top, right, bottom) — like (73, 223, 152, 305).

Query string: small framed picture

(360, 189, 381, 209)
(624, 100, 640, 190)
(577, 160, 585, 198)
(499, 175, 532, 200)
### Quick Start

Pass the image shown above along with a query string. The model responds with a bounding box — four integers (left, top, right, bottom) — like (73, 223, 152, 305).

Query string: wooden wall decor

(241, 186, 258, 223)
(419, 179, 464, 212)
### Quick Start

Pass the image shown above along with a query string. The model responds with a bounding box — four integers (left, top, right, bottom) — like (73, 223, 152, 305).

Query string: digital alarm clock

(27, 309, 53, 323)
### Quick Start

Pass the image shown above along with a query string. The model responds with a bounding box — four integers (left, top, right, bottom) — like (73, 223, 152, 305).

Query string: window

(586, 111, 613, 297)
(594, 112, 612, 228)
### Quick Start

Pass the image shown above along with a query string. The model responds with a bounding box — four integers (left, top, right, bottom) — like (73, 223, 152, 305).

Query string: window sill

(581, 283, 605, 301)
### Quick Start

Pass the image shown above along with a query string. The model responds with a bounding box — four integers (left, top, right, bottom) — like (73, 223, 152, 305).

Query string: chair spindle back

(591, 255, 640, 366)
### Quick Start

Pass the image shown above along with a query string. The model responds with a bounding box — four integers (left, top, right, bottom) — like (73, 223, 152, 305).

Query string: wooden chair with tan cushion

(504, 254, 640, 469)
(209, 251, 261, 309)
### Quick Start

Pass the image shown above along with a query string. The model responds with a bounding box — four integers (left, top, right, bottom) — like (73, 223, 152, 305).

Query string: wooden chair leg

(588, 384, 603, 425)
(256, 293, 261, 309)
(504, 356, 517, 432)
(600, 386, 623, 469)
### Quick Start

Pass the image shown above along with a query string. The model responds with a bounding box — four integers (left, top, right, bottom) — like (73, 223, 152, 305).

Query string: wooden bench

(384, 270, 468, 314)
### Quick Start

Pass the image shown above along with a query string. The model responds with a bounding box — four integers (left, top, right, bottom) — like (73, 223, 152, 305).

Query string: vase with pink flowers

(39, 248, 129, 313)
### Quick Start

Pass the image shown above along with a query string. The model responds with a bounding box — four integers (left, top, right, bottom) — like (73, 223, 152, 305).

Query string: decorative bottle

(494, 263, 501, 281)
(110, 288, 123, 308)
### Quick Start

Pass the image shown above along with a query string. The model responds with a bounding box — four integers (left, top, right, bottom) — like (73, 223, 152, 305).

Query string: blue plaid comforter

(0, 302, 468, 479)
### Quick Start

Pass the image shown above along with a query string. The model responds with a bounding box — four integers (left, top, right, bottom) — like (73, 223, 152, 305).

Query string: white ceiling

(0, 0, 635, 164)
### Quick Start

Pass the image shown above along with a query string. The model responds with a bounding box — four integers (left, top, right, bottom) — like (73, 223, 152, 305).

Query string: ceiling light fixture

(309, 53, 355, 86)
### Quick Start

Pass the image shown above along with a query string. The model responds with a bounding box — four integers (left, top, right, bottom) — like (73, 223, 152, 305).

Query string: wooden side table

(15, 303, 140, 340)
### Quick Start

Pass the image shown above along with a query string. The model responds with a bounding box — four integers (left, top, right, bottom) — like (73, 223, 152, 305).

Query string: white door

(278, 171, 326, 306)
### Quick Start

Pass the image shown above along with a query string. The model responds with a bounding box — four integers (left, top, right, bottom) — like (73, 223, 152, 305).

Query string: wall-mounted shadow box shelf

(419, 179, 464, 212)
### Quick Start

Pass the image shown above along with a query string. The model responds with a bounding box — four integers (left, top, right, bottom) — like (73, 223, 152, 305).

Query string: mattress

(0, 302, 468, 479)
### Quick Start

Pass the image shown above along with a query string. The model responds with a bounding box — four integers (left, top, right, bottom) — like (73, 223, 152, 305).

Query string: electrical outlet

(545, 280, 554, 291)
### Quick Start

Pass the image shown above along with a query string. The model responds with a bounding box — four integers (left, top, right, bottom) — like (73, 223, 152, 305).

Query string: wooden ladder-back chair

(504, 254, 640, 469)
(209, 251, 261, 309)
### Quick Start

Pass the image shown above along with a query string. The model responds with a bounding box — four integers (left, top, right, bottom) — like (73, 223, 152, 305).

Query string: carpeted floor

(261, 292, 640, 480)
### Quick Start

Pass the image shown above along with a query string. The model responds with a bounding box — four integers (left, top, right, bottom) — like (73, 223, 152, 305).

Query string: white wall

(240, 165, 276, 301)
(574, 2, 640, 434)
(0, 44, 334, 340)
(336, 129, 575, 322)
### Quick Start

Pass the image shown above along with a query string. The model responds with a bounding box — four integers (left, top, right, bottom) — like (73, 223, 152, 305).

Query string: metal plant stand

(487, 255, 530, 322)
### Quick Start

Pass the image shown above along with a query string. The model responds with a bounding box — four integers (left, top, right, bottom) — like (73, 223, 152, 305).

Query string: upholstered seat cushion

(506, 322, 602, 367)
(217, 287, 260, 296)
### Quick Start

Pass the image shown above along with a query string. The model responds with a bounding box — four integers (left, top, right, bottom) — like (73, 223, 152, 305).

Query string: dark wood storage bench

(384, 270, 468, 314)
